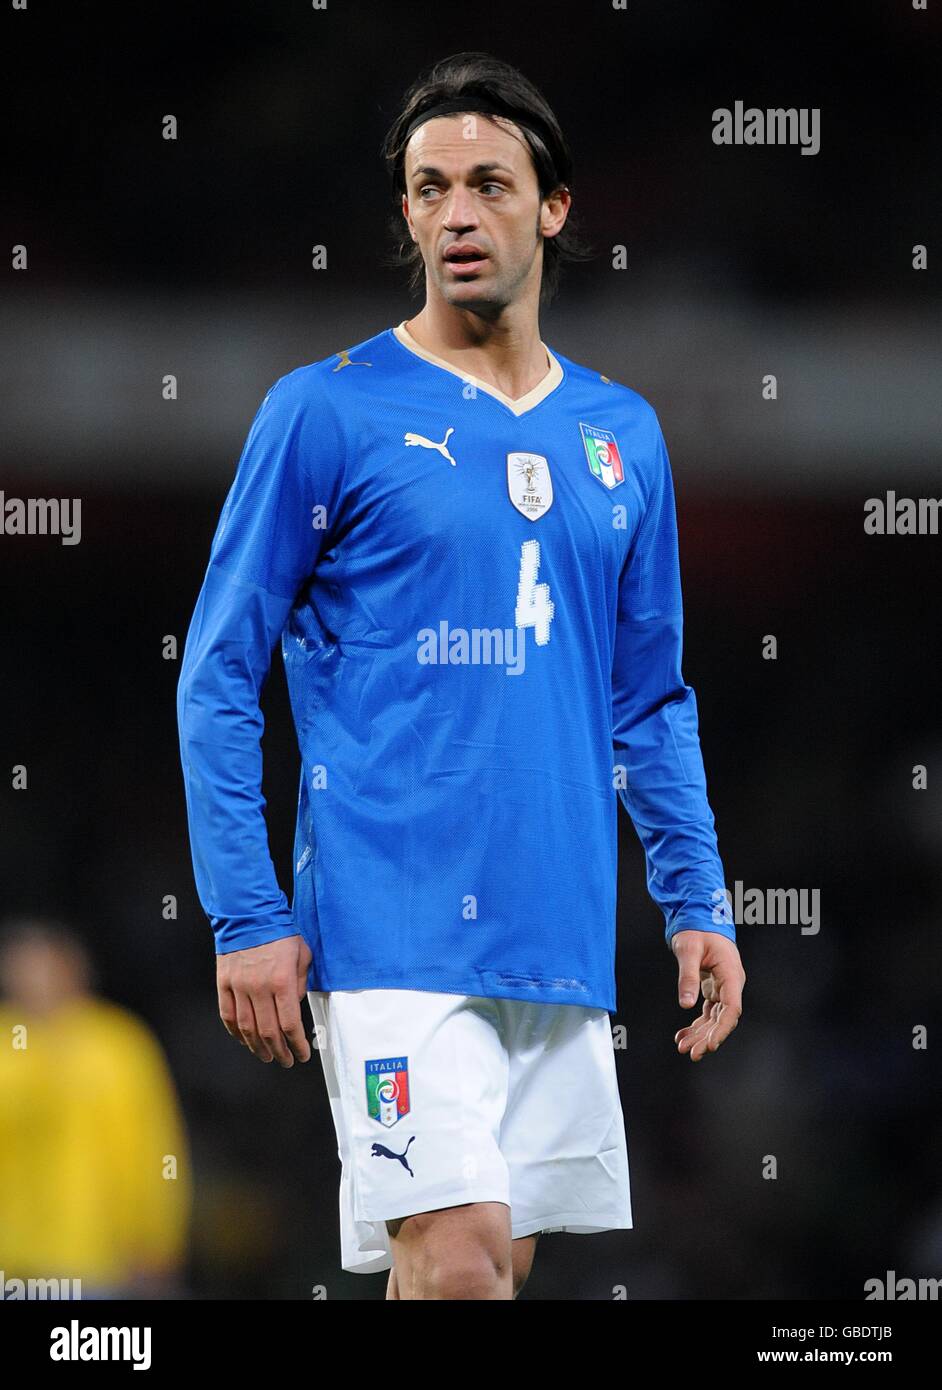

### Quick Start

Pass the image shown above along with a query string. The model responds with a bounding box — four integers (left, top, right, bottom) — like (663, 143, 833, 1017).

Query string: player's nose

(442, 183, 479, 229)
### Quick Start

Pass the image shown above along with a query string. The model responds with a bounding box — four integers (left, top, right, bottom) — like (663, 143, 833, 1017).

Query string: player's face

(401, 113, 569, 313)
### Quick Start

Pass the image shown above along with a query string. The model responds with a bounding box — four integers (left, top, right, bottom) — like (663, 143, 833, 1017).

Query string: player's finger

(675, 1019, 704, 1044)
(676, 948, 703, 1008)
(250, 990, 294, 1067)
(675, 934, 705, 1011)
(217, 982, 245, 1044)
(687, 1001, 739, 1060)
(273, 980, 312, 1064)
(705, 1000, 742, 1050)
(695, 975, 743, 1053)
(717, 963, 745, 1016)
(675, 1024, 701, 1053)
(675, 998, 711, 1045)
(682, 1014, 714, 1060)
(678, 1017, 708, 1045)
(296, 948, 310, 999)
(234, 988, 273, 1063)
(677, 1000, 718, 1054)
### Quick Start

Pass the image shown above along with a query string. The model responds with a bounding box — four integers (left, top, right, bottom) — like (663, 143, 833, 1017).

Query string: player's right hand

(216, 933, 313, 1067)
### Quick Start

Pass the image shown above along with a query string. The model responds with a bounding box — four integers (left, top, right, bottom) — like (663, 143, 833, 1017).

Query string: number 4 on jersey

(515, 538, 555, 646)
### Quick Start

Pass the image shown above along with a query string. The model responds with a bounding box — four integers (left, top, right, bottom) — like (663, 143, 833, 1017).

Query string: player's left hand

(670, 930, 745, 1062)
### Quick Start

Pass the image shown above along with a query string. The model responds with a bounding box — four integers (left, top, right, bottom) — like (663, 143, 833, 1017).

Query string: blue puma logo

(371, 1136, 416, 1176)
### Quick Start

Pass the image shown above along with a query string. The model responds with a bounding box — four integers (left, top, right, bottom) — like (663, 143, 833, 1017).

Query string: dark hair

(380, 51, 593, 304)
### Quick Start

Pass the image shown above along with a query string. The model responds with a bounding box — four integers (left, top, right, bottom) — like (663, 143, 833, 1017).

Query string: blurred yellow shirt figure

(0, 994, 191, 1294)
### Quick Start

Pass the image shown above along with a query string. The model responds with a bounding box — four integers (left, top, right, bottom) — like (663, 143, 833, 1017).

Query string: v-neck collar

(390, 320, 565, 418)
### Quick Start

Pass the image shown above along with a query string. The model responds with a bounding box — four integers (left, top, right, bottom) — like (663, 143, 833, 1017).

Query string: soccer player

(177, 51, 745, 1301)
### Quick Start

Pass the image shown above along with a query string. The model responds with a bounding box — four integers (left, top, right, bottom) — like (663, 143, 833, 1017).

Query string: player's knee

(388, 1203, 514, 1298)
(418, 1247, 510, 1300)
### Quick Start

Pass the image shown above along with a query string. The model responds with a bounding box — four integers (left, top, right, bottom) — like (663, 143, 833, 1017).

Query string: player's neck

(403, 301, 550, 402)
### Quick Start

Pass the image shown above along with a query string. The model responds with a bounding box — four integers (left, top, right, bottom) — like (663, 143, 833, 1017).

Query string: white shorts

(308, 988, 632, 1274)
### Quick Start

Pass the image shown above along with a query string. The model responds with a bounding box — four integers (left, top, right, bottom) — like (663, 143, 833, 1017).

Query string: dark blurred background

(2, 0, 940, 1299)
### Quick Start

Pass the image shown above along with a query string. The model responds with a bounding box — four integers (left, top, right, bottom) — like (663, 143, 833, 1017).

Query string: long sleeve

(612, 417, 734, 948)
(176, 370, 343, 954)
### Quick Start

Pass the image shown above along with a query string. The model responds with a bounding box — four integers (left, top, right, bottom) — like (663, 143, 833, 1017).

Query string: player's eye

(479, 182, 504, 195)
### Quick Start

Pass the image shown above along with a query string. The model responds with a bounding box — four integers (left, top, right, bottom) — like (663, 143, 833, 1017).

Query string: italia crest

(365, 1056, 411, 1127)
(507, 452, 553, 520)
(580, 423, 625, 490)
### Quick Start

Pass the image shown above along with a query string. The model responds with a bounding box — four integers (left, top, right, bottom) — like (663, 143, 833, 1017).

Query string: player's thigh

(511, 1232, 539, 1296)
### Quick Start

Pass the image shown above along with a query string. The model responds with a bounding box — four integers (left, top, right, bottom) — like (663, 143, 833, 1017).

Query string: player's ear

(541, 185, 571, 239)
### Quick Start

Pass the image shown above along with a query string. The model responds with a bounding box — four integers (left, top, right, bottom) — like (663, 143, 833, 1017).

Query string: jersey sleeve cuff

(213, 919, 302, 954)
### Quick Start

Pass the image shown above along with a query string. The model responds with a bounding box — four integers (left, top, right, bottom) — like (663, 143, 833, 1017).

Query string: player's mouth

(443, 244, 489, 275)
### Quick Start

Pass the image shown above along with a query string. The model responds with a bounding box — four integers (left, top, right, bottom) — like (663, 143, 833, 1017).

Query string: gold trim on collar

(392, 320, 563, 417)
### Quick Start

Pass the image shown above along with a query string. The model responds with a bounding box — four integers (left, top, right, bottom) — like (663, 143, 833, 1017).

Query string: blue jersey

(177, 320, 733, 1012)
